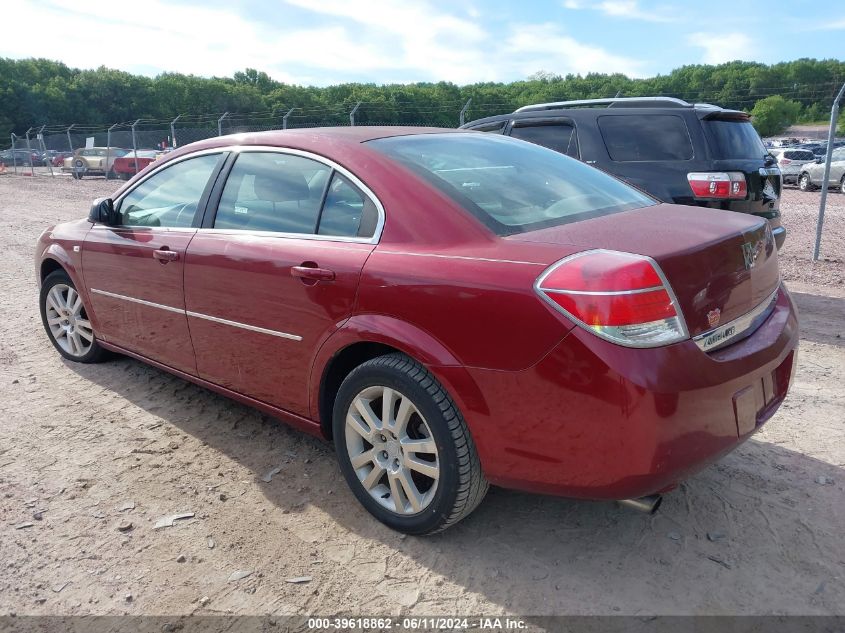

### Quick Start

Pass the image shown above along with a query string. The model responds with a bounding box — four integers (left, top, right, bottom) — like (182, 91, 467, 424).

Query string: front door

(82, 152, 224, 375)
(183, 150, 380, 416)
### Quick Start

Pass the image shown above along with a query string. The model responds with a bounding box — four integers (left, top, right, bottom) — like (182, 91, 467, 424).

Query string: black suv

(462, 97, 785, 249)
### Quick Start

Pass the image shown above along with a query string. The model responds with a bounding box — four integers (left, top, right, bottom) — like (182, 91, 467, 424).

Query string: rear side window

(598, 114, 693, 162)
(703, 120, 767, 160)
(317, 173, 379, 238)
(510, 121, 579, 158)
(214, 152, 330, 234)
(469, 120, 507, 133)
(368, 133, 656, 236)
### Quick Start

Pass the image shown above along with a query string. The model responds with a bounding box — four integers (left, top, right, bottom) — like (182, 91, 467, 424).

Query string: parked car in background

(0, 148, 42, 167)
(35, 128, 797, 534)
(798, 147, 845, 193)
(51, 151, 74, 167)
(768, 148, 816, 185)
(112, 150, 160, 180)
(62, 147, 129, 179)
(462, 97, 786, 249)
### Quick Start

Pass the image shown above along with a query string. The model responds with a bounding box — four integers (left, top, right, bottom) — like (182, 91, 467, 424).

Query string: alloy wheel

(44, 283, 94, 357)
(344, 385, 439, 515)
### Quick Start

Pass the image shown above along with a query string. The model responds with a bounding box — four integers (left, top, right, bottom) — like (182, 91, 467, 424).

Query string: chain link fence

(0, 100, 475, 177)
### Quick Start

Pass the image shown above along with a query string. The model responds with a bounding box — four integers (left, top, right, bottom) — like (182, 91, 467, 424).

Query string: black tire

(798, 173, 813, 192)
(106, 168, 116, 180)
(840, 175, 845, 194)
(40, 270, 108, 363)
(333, 353, 488, 535)
(72, 171, 81, 180)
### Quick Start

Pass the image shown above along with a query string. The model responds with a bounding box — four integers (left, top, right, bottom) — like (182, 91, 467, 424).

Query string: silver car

(799, 147, 845, 193)
(768, 148, 815, 185)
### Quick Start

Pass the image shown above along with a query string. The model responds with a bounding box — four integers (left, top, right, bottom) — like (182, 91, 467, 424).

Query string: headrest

(253, 170, 310, 202)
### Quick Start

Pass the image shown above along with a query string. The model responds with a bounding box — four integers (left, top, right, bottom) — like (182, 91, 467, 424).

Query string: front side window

(510, 121, 579, 158)
(598, 114, 693, 162)
(214, 152, 330, 234)
(118, 153, 220, 228)
(368, 133, 656, 236)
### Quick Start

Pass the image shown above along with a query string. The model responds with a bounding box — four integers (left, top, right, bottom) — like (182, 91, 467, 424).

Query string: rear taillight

(687, 172, 747, 199)
(535, 250, 688, 348)
(779, 158, 792, 165)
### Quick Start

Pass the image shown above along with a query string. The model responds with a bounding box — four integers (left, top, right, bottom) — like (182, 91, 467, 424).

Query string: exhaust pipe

(618, 494, 662, 514)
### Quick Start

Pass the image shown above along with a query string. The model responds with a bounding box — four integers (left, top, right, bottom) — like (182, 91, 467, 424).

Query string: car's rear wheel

(798, 173, 813, 191)
(840, 175, 845, 194)
(333, 353, 487, 534)
(40, 270, 108, 363)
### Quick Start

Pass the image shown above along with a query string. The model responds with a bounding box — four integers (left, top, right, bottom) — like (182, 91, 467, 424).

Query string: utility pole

(813, 80, 845, 261)
(66, 124, 76, 153)
(217, 112, 229, 137)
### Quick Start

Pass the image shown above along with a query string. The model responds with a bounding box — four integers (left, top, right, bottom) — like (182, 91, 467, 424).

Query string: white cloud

(505, 23, 644, 77)
(688, 32, 755, 64)
(0, 0, 645, 85)
(562, 0, 677, 22)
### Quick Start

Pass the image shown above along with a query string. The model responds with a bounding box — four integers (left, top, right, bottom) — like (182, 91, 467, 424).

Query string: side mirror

(88, 197, 116, 225)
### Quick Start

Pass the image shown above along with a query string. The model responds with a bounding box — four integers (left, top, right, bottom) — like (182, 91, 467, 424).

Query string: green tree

(750, 95, 802, 137)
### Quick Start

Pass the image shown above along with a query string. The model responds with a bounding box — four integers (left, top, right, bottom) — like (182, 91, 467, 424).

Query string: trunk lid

(508, 203, 779, 338)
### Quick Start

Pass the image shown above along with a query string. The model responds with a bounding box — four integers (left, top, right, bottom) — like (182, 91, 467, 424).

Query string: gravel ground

(0, 173, 843, 618)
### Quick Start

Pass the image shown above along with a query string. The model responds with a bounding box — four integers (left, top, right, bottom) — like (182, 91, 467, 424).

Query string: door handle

(291, 265, 335, 282)
(153, 248, 179, 263)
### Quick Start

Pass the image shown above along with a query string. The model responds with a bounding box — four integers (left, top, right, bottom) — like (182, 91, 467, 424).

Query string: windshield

(704, 120, 767, 160)
(368, 133, 656, 235)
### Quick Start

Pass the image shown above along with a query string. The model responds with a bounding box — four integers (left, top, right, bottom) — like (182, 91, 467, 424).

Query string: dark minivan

(462, 97, 785, 249)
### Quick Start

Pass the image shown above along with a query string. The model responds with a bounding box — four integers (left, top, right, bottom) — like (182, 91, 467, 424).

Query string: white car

(768, 148, 815, 185)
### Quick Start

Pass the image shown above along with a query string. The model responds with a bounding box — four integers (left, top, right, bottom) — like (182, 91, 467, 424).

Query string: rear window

(704, 119, 767, 160)
(783, 150, 814, 160)
(367, 133, 656, 236)
(597, 114, 693, 162)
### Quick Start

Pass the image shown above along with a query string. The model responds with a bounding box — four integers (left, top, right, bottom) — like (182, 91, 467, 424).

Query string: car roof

(160, 126, 460, 164)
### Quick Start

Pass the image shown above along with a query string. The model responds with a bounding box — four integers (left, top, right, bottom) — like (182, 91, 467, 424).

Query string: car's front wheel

(798, 173, 813, 191)
(40, 270, 108, 363)
(333, 353, 487, 534)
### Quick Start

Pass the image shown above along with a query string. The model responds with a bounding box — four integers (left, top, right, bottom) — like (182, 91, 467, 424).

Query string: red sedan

(112, 150, 159, 179)
(35, 128, 798, 534)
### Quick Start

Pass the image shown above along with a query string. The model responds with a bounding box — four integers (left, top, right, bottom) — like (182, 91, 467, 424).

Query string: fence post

(813, 80, 845, 261)
(10, 133, 17, 174)
(282, 108, 296, 130)
(459, 98, 472, 127)
(349, 101, 361, 126)
(218, 112, 229, 137)
(25, 127, 35, 175)
(38, 125, 54, 177)
(131, 119, 141, 175)
(66, 124, 76, 154)
(170, 114, 182, 148)
(106, 123, 118, 180)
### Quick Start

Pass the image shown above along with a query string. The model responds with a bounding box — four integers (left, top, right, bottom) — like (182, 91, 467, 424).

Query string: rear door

(183, 149, 380, 417)
(82, 152, 225, 374)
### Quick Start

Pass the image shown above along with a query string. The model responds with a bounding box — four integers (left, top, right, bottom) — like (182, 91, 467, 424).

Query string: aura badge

(706, 308, 721, 328)
(741, 240, 763, 270)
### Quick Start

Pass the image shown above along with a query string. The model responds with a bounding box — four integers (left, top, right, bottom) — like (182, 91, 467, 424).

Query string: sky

(2, 0, 843, 86)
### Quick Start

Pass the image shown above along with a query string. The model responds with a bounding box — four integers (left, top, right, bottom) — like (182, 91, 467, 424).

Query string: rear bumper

(451, 285, 798, 500)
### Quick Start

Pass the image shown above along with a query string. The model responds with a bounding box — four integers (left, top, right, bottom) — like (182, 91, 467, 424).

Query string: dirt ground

(0, 173, 843, 617)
